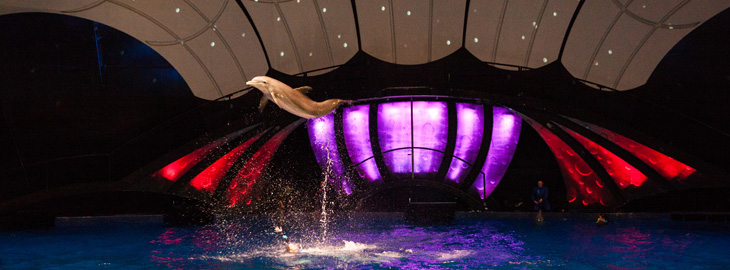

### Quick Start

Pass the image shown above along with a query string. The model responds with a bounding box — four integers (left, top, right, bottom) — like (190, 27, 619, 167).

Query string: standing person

(532, 181, 550, 211)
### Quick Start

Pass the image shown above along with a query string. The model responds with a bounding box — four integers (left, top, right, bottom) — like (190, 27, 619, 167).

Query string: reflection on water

(2, 216, 729, 269)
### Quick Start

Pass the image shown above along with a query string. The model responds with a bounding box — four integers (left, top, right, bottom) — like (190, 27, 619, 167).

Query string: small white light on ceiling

(474, 9, 477, 13)
(210, 42, 215, 47)
(381, 6, 385, 11)
(338, 34, 341, 39)
(175, 8, 180, 13)
(277, 17, 281, 22)
(343, 43, 348, 48)
(595, 62, 599, 66)
(521, 35, 525, 40)
(446, 40, 451, 45)
(543, 57, 547, 63)
(608, 49, 612, 55)
(280, 51, 285, 57)
(242, 33, 246, 37)
(407, 11, 411, 16)
(642, 4, 646, 8)
(322, 8, 326, 13)
(474, 37, 479, 43)
(553, 12, 557, 16)
(309, 52, 313, 56)
(297, 0, 300, 2)
(669, 26, 674, 29)
(532, 21, 536, 26)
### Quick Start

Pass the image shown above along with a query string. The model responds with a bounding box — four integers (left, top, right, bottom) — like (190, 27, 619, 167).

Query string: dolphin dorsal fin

(294, 86, 313, 94)
(258, 96, 269, 112)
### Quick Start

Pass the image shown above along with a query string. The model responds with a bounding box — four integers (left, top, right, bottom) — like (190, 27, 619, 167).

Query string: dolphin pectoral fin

(258, 97, 268, 112)
(294, 86, 312, 95)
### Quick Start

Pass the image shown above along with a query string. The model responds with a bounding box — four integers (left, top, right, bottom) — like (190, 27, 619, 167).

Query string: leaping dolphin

(246, 76, 351, 119)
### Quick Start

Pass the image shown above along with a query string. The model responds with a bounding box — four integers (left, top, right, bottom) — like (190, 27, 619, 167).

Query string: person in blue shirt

(532, 181, 550, 211)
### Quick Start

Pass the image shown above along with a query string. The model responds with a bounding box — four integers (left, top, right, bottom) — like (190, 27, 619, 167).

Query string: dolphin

(245, 76, 351, 119)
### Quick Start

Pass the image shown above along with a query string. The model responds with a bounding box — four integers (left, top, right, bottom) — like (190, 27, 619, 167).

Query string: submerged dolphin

(246, 76, 351, 119)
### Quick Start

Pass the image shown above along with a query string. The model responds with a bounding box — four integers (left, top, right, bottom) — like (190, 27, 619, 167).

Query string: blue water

(1, 215, 729, 269)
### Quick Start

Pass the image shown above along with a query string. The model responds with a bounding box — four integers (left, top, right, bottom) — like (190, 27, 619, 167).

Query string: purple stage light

(378, 102, 413, 176)
(343, 105, 381, 182)
(307, 113, 351, 192)
(472, 107, 522, 199)
(412, 101, 448, 176)
(447, 103, 485, 182)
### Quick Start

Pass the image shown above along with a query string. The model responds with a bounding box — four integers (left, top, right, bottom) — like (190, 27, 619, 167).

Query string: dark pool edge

(47, 211, 730, 227)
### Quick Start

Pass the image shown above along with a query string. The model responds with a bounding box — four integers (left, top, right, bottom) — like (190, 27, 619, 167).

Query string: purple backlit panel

(472, 107, 522, 199)
(412, 101, 448, 176)
(343, 105, 381, 182)
(378, 102, 413, 176)
(307, 113, 351, 194)
(446, 103, 485, 183)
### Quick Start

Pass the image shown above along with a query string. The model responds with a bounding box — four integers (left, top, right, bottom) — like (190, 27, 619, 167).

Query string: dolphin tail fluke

(258, 96, 269, 112)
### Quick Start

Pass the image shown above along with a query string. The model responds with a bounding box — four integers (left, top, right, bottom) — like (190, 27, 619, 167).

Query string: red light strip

(227, 120, 304, 207)
(569, 119, 696, 181)
(562, 127, 648, 188)
(189, 134, 263, 193)
(524, 118, 614, 206)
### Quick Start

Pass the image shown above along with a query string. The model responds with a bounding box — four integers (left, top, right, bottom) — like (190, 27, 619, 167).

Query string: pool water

(1, 214, 729, 269)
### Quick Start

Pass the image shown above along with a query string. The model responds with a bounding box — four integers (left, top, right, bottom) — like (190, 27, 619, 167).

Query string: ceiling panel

(618, 27, 693, 90)
(187, 0, 228, 21)
(431, 0, 466, 61)
(279, 0, 330, 73)
(186, 29, 243, 97)
(215, 0, 268, 83)
(526, 0, 579, 68)
(494, 0, 544, 67)
(585, 14, 652, 88)
(666, 0, 730, 25)
(356, 0, 395, 62)
(465, 0, 506, 63)
(242, 1, 300, 74)
(627, 0, 684, 23)
(392, 0, 430, 64)
(316, 0, 358, 67)
(118, 0, 208, 40)
(562, 1, 622, 86)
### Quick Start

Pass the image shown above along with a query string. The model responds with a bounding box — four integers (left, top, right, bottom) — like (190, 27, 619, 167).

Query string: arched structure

(1, 0, 728, 100)
(307, 95, 522, 207)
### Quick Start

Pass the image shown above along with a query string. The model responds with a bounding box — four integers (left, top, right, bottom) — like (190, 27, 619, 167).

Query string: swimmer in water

(274, 226, 300, 254)
(596, 213, 609, 225)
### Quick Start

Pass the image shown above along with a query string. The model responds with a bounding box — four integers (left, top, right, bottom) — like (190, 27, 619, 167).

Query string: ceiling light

(446, 40, 451, 45)
(553, 12, 557, 16)
(474, 37, 479, 43)
(521, 35, 525, 40)
(322, 8, 327, 13)
(309, 52, 313, 56)
(175, 8, 180, 13)
(343, 43, 348, 48)
(595, 62, 599, 66)
(381, 6, 385, 11)
(210, 42, 215, 47)
(608, 49, 612, 55)
(407, 11, 411, 16)
(543, 58, 547, 63)
(280, 51, 284, 57)
(277, 17, 280, 22)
